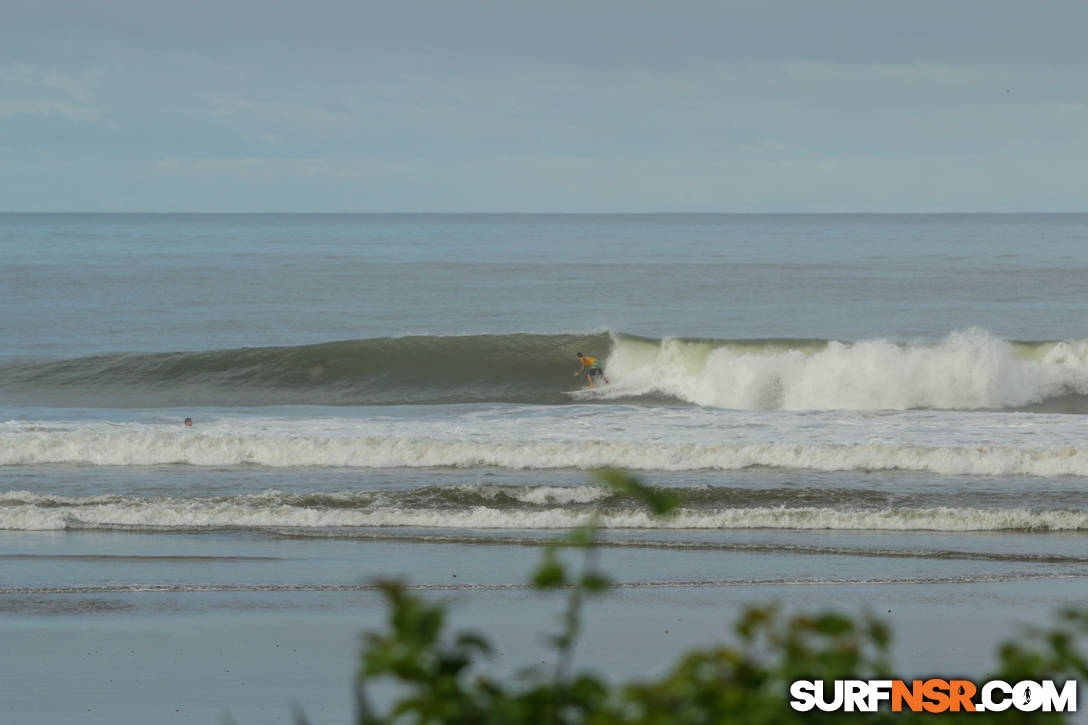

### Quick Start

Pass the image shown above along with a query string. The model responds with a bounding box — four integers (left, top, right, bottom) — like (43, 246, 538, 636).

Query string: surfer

(184, 417, 193, 427)
(574, 352, 609, 388)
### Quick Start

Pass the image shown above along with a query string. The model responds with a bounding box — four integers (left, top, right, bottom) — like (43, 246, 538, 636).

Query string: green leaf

(595, 469, 678, 515)
(532, 561, 568, 589)
(579, 572, 611, 593)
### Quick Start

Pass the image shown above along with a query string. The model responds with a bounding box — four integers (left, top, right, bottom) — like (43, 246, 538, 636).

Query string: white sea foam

(5, 429, 1088, 476)
(461, 484, 612, 505)
(603, 329, 1088, 410)
(0, 492, 1083, 532)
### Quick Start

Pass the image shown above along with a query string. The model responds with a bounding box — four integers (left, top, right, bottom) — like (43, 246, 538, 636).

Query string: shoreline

(3, 577, 1086, 724)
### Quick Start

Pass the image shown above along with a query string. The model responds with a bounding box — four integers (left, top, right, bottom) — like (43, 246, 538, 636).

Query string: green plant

(326, 471, 1088, 724)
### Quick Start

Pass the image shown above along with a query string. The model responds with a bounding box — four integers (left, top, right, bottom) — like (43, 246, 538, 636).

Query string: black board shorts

(588, 368, 603, 377)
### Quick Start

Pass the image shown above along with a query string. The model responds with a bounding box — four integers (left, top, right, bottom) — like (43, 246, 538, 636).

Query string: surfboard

(562, 387, 605, 397)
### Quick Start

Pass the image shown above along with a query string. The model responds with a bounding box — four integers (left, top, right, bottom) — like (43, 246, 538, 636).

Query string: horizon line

(3, 210, 1087, 216)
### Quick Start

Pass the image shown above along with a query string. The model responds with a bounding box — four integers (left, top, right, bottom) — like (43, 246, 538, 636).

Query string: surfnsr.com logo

(790, 679, 1078, 713)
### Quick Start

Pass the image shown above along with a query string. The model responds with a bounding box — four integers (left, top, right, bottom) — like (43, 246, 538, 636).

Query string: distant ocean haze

(3, 213, 1087, 358)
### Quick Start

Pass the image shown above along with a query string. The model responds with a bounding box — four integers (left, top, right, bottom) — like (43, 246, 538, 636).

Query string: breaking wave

(2, 486, 1084, 533)
(5, 329, 1088, 411)
(5, 430, 1088, 476)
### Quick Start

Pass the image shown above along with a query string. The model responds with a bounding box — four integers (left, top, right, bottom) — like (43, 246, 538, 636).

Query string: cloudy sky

(3, 0, 1087, 212)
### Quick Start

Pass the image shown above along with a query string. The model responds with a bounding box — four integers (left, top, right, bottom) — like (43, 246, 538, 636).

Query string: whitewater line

(4, 572, 1086, 596)
(7, 432, 1088, 476)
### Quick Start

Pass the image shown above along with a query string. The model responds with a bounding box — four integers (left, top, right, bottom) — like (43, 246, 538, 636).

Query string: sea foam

(0, 490, 1083, 533)
(4, 430, 1088, 476)
(603, 329, 1088, 410)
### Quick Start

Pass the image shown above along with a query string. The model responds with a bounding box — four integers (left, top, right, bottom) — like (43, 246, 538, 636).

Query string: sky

(3, 0, 1087, 212)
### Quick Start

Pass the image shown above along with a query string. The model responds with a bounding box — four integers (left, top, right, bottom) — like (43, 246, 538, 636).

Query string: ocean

(3, 213, 1088, 723)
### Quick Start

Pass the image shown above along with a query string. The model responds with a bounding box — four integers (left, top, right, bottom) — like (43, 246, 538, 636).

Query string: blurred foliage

(308, 471, 1088, 724)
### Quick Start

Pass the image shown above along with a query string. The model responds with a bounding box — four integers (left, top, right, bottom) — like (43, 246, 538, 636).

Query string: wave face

(2, 485, 1084, 533)
(0, 333, 609, 407)
(6, 329, 1088, 411)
